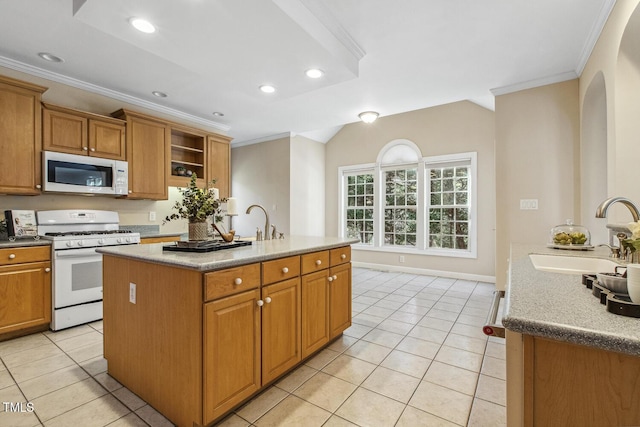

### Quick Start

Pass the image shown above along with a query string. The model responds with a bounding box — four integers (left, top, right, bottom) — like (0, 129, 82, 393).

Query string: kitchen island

(503, 243, 640, 427)
(97, 236, 357, 427)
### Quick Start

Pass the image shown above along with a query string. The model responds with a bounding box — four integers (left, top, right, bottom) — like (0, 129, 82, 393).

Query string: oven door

(53, 248, 103, 308)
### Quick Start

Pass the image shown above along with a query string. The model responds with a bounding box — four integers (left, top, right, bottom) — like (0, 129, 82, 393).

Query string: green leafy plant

(164, 174, 225, 224)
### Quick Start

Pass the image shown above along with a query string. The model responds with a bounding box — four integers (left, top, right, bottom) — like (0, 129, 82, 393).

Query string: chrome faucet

(246, 204, 270, 240)
(595, 197, 640, 222)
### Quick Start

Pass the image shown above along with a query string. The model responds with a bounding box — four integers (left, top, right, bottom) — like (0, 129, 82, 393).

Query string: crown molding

(575, 0, 617, 76)
(0, 55, 231, 133)
(490, 70, 578, 97)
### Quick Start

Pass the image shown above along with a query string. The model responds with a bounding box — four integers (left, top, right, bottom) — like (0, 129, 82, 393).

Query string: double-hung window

(339, 140, 476, 258)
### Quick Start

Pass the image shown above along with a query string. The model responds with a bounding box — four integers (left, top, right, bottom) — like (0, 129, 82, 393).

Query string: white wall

(290, 135, 325, 236)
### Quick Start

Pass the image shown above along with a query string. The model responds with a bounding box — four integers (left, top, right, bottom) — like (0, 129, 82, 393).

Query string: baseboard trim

(352, 261, 496, 283)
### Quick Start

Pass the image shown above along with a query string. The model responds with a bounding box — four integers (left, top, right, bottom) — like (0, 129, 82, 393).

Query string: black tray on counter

(163, 240, 252, 253)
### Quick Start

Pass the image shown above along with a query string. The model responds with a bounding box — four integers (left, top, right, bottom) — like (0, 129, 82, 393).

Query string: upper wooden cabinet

(43, 103, 126, 160)
(169, 125, 207, 188)
(111, 109, 170, 200)
(0, 75, 47, 195)
(207, 134, 231, 199)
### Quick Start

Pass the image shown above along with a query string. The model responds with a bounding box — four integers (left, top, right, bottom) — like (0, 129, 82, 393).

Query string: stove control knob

(66, 241, 74, 248)
(117, 237, 124, 244)
(78, 240, 84, 247)
(126, 237, 132, 243)
(98, 239, 106, 245)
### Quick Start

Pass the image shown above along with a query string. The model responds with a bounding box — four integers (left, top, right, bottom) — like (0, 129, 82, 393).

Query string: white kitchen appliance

(43, 151, 128, 195)
(37, 210, 140, 330)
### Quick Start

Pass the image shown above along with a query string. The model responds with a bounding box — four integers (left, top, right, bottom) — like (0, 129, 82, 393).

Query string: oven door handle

(483, 290, 505, 338)
(55, 248, 100, 258)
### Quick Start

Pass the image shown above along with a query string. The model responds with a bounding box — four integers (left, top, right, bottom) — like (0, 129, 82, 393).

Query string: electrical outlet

(399, 255, 405, 263)
(129, 283, 136, 304)
(520, 199, 539, 210)
(149, 211, 156, 221)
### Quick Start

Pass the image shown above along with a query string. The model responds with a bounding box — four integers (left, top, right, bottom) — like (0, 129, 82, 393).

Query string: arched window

(339, 140, 477, 258)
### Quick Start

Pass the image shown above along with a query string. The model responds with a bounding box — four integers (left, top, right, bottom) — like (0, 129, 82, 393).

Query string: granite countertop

(503, 243, 640, 356)
(0, 239, 51, 249)
(97, 236, 359, 272)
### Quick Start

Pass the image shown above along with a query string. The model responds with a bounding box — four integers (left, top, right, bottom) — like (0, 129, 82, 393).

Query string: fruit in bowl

(553, 232, 587, 245)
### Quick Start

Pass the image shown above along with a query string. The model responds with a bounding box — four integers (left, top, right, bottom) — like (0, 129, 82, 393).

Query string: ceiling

(0, 0, 616, 145)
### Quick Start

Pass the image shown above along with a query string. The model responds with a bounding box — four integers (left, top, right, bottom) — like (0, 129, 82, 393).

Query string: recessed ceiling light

(358, 111, 379, 124)
(305, 68, 324, 79)
(259, 85, 276, 94)
(152, 91, 167, 98)
(37, 52, 64, 63)
(212, 112, 224, 117)
(129, 17, 156, 34)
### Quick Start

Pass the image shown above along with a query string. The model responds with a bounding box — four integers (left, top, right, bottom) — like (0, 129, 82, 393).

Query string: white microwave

(43, 151, 128, 195)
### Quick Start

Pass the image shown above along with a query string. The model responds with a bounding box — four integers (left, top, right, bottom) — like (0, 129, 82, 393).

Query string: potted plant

(164, 174, 224, 241)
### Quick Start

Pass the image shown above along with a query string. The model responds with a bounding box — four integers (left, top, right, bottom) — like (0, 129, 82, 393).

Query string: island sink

(529, 253, 620, 275)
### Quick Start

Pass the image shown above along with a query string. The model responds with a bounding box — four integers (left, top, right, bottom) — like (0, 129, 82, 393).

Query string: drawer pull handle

(45, 268, 51, 273)
(36, 184, 42, 189)
(8, 254, 16, 259)
(234, 278, 242, 285)
(90, 148, 96, 152)
(315, 260, 322, 266)
(83, 147, 88, 151)
(257, 300, 264, 307)
(265, 296, 272, 304)
(333, 275, 338, 280)
(341, 254, 346, 260)
(282, 267, 289, 274)
(328, 276, 334, 282)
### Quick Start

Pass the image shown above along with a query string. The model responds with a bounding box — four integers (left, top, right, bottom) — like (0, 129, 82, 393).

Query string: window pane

(344, 173, 374, 244)
(383, 166, 418, 247)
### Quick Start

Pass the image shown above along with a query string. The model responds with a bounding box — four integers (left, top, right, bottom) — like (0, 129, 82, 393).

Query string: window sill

(352, 243, 477, 259)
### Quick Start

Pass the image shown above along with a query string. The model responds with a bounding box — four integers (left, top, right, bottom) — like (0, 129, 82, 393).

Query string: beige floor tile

(361, 366, 420, 403)
(326, 335, 357, 353)
(321, 354, 377, 385)
(236, 386, 289, 423)
(395, 405, 458, 427)
(94, 372, 123, 392)
(361, 306, 395, 318)
(0, 394, 40, 427)
(380, 349, 431, 378)
(66, 341, 103, 363)
(343, 340, 392, 365)
(432, 302, 464, 314)
(1, 343, 64, 369)
(450, 322, 488, 340)
(19, 364, 89, 400)
(456, 313, 486, 327)
(374, 299, 404, 310)
(443, 333, 487, 355)
(405, 298, 436, 310)
(293, 371, 356, 412)
(214, 413, 251, 427)
(79, 356, 108, 376)
(322, 414, 359, 426)
(387, 311, 423, 325)
(407, 326, 448, 345)
(53, 330, 103, 352)
(0, 384, 25, 407)
(255, 395, 331, 427)
(275, 365, 317, 392)
(335, 387, 405, 427)
(475, 374, 506, 406)
(351, 302, 369, 314)
(439, 296, 467, 307)
(44, 394, 129, 427)
(417, 317, 454, 332)
(44, 325, 94, 342)
(304, 348, 340, 370)
(106, 412, 149, 427)
(342, 324, 372, 339)
(0, 369, 15, 389)
(8, 353, 75, 384)
(409, 381, 473, 426)
(435, 345, 483, 372)
(485, 341, 506, 360)
(363, 291, 390, 299)
(352, 313, 385, 328)
(481, 355, 506, 380)
(113, 387, 146, 411)
(424, 309, 460, 322)
(468, 397, 506, 427)
(462, 306, 488, 317)
(397, 304, 431, 316)
(88, 320, 104, 332)
(135, 404, 174, 427)
(31, 377, 106, 421)
(423, 361, 478, 395)
(396, 336, 440, 359)
(0, 333, 50, 358)
(361, 329, 404, 348)
(384, 294, 412, 303)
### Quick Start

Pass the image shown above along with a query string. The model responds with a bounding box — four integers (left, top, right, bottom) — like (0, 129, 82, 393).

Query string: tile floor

(0, 267, 505, 427)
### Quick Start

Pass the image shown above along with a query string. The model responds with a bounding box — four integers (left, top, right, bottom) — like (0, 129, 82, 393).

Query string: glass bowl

(549, 220, 591, 247)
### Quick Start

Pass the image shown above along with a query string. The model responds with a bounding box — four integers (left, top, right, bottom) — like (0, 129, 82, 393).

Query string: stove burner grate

(582, 274, 640, 318)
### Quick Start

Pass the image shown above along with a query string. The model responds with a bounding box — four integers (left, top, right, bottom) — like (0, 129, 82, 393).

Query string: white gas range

(37, 210, 140, 331)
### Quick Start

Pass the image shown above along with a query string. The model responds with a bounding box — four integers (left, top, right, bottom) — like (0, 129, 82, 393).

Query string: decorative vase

(188, 221, 208, 241)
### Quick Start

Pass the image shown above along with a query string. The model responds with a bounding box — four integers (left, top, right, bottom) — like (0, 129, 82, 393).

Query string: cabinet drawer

(262, 256, 300, 285)
(301, 251, 329, 275)
(205, 263, 260, 301)
(330, 246, 351, 267)
(0, 246, 50, 266)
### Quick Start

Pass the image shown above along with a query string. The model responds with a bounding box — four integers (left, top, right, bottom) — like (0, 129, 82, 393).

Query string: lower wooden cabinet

(329, 263, 352, 338)
(0, 246, 51, 337)
(301, 270, 330, 358)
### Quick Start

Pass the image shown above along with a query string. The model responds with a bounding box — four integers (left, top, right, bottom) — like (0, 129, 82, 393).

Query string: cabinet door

(329, 263, 352, 339)
(262, 277, 301, 384)
(0, 261, 51, 335)
(126, 116, 169, 200)
(204, 289, 261, 423)
(0, 78, 45, 195)
(207, 135, 231, 199)
(89, 119, 126, 160)
(301, 270, 330, 358)
(43, 108, 87, 155)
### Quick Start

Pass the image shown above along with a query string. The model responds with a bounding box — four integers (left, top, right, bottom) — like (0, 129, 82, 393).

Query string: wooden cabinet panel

(204, 289, 261, 423)
(301, 251, 330, 275)
(139, 236, 181, 245)
(207, 134, 231, 199)
(0, 76, 46, 195)
(89, 119, 125, 160)
(113, 110, 169, 200)
(329, 263, 352, 338)
(330, 246, 351, 266)
(43, 107, 87, 154)
(0, 246, 50, 266)
(205, 263, 261, 301)
(301, 270, 330, 358)
(0, 261, 51, 335)
(262, 256, 300, 285)
(261, 277, 301, 384)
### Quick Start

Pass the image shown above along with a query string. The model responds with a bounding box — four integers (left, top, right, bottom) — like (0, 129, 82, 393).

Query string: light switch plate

(520, 199, 539, 210)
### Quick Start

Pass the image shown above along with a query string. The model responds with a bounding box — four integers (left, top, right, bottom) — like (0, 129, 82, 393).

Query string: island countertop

(96, 235, 359, 272)
(503, 243, 640, 356)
